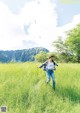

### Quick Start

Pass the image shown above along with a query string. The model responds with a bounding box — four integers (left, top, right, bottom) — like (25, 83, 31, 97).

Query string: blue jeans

(46, 69, 55, 90)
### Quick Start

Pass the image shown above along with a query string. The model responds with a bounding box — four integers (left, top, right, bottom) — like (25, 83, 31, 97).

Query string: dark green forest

(0, 47, 49, 63)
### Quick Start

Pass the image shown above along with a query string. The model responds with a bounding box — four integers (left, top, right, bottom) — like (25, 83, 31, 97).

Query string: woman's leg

(46, 70, 50, 83)
(51, 72, 56, 90)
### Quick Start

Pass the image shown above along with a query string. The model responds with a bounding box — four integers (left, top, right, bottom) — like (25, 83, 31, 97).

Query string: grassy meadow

(0, 62, 80, 113)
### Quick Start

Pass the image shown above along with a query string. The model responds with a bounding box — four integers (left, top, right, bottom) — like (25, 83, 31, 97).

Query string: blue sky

(56, 0, 80, 26)
(0, 0, 80, 51)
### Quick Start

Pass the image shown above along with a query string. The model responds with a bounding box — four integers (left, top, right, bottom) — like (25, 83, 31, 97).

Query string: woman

(39, 55, 58, 90)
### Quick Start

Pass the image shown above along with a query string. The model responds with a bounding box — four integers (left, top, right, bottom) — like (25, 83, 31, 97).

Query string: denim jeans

(46, 69, 55, 90)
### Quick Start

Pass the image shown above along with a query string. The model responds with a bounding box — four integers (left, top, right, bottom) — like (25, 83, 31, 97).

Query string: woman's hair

(49, 55, 54, 59)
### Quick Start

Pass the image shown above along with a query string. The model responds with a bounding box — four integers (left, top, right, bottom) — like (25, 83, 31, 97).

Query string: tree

(65, 24, 80, 62)
(52, 24, 80, 63)
(52, 37, 68, 53)
(52, 37, 74, 62)
(35, 51, 47, 62)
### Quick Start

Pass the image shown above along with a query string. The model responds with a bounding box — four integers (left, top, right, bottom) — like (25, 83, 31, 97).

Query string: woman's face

(50, 57, 54, 61)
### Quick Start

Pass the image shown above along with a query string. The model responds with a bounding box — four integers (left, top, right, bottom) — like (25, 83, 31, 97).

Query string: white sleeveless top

(46, 61, 54, 70)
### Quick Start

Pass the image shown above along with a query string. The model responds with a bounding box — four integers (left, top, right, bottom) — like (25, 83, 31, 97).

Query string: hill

(0, 47, 49, 63)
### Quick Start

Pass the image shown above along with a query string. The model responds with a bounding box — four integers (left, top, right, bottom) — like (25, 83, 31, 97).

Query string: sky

(0, 0, 80, 51)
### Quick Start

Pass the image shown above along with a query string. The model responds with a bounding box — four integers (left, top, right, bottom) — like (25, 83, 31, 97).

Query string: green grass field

(0, 62, 80, 113)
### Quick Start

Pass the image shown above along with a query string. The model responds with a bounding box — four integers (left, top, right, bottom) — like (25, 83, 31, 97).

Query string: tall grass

(0, 62, 80, 113)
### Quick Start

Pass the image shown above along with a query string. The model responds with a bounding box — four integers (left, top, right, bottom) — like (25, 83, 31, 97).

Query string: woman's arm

(54, 62, 58, 66)
(39, 61, 48, 68)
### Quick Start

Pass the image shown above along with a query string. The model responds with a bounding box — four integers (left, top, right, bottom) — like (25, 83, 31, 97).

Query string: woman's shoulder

(44, 60, 48, 64)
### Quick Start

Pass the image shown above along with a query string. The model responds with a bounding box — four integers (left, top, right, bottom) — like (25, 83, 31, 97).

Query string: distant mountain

(0, 47, 49, 63)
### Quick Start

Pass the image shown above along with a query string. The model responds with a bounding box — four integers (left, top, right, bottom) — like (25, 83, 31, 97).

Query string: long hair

(48, 55, 55, 63)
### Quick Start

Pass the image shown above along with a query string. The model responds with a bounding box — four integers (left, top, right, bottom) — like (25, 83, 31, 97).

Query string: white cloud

(56, 14, 80, 41)
(0, 0, 57, 51)
(0, 1, 26, 50)
(0, 0, 80, 51)
(18, 0, 58, 50)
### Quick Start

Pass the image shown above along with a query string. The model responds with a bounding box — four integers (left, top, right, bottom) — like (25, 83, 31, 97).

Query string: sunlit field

(0, 63, 80, 113)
